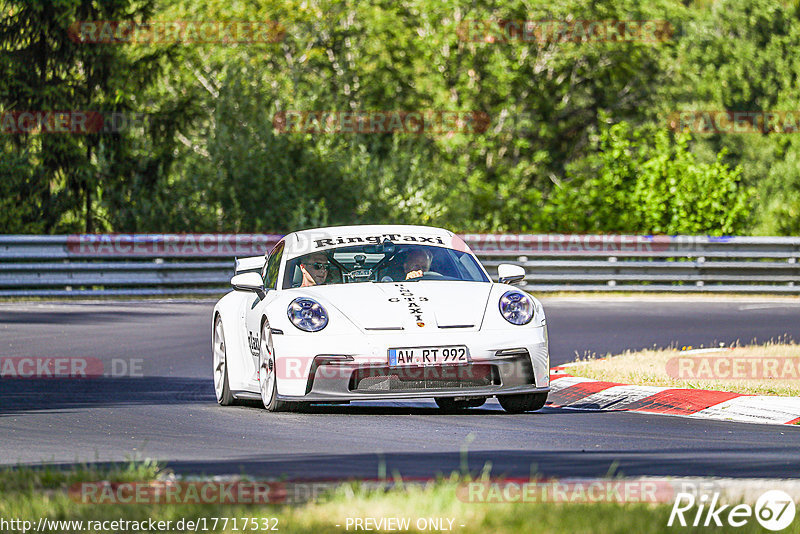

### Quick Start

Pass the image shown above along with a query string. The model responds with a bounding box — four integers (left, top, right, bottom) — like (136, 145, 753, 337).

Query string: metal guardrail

(0, 234, 799, 296)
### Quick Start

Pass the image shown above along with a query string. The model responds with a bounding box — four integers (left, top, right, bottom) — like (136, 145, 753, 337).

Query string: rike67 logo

(668, 490, 796, 531)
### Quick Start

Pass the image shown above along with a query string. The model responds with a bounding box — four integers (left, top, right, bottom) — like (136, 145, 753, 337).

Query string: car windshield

(283, 243, 489, 289)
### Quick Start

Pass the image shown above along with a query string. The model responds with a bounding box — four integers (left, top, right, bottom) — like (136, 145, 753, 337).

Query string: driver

(299, 253, 330, 287)
(401, 247, 433, 280)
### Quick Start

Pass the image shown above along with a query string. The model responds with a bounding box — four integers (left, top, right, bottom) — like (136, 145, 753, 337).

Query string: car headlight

(498, 290, 534, 325)
(288, 298, 328, 332)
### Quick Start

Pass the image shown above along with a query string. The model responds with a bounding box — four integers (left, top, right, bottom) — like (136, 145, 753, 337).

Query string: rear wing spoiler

(234, 255, 267, 274)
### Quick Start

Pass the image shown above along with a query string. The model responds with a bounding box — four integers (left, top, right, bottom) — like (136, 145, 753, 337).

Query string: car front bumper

(272, 326, 549, 400)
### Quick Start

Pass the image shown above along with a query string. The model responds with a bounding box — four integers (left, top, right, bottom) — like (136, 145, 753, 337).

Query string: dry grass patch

(564, 341, 800, 396)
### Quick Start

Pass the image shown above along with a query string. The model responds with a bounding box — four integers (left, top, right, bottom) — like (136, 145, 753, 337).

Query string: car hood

(299, 281, 493, 331)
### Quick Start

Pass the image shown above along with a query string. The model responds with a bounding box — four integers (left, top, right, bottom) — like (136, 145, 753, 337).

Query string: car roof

(281, 224, 461, 259)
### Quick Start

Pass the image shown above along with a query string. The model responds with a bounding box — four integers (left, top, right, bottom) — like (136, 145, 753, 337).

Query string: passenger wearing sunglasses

(299, 253, 330, 287)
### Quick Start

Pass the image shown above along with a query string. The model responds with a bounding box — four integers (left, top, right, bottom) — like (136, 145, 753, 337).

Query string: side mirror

(231, 272, 266, 297)
(497, 264, 525, 285)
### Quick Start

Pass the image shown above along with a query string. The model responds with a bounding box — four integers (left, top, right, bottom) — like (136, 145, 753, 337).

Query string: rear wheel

(213, 316, 235, 406)
(259, 321, 293, 412)
(497, 392, 548, 414)
(435, 397, 486, 412)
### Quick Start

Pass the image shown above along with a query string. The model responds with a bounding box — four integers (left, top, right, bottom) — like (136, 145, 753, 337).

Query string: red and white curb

(548, 372, 800, 426)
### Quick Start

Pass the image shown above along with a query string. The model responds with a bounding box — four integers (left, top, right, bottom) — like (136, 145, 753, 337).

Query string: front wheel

(259, 321, 293, 412)
(497, 392, 548, 414)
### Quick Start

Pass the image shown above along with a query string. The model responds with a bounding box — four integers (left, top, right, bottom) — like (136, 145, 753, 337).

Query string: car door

(243, 240, 284, 386)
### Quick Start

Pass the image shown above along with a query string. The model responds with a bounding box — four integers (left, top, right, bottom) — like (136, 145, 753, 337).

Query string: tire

(435, 397, 487, 412)
(213, 315, 236, 406)
(497, 392, 548, 414)
(259, 320, 293, 412)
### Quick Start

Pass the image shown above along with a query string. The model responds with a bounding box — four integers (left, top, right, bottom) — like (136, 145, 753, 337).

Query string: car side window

(263, 241, 284, 290)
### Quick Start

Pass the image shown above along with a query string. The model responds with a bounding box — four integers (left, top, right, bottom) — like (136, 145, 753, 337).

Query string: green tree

(0, 0, 176, 232)
(2, 0, 791, 235)
(671, 0, 800, 234)
(545, 120, 752, 235)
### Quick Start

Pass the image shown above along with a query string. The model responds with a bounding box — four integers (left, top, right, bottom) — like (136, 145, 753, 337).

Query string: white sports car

(212, 225, 550, 413)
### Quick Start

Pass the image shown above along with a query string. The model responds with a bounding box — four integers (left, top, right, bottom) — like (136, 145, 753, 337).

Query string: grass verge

(2, 463, 793, 534)
(563, 341, 800, 396)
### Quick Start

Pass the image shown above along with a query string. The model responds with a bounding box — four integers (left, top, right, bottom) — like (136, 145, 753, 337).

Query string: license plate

(388, 346, 470, 367)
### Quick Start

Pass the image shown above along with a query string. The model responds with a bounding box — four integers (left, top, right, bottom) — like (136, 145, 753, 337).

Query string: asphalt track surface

(2, 297, 800, 480)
